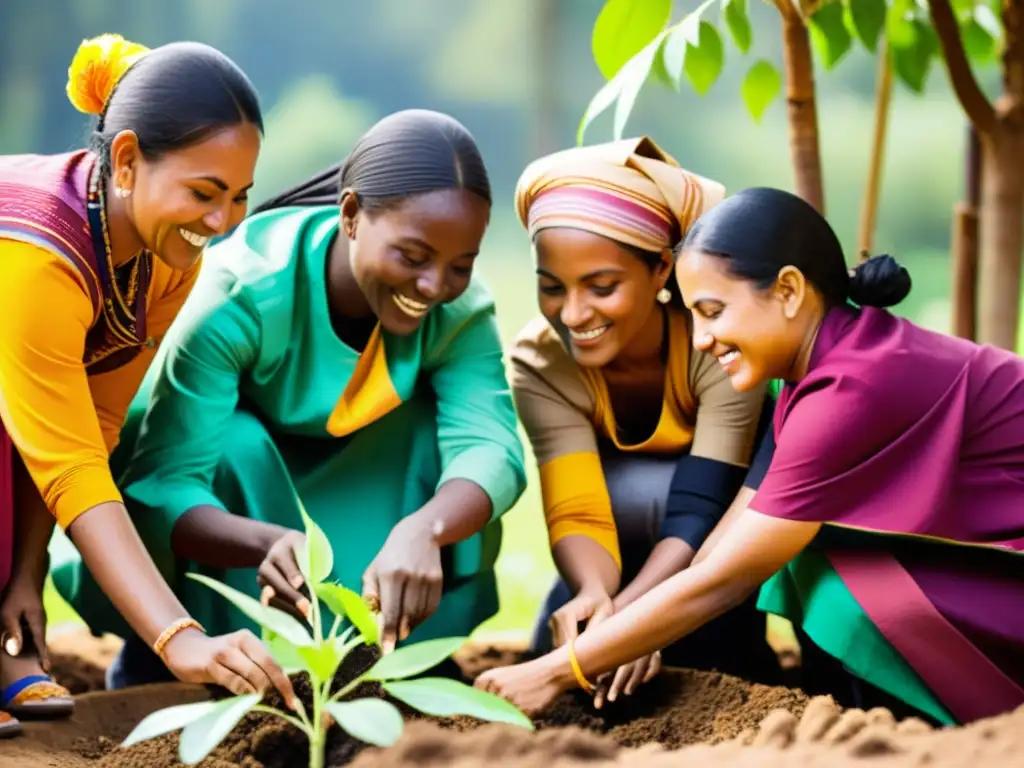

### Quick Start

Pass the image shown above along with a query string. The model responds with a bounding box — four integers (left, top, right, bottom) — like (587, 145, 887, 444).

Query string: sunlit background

(4, 0, 1004, 641)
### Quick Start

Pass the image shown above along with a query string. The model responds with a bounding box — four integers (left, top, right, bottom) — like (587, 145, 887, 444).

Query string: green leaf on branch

(187, 573, 312, 647)
(315, 582, 379, 646)
(383, 678, 535, 729)
(961, 17, 997, 61)
(294, 500, 333, 586)
(366, 637, 467, 681)
(577, 0, 718, 144)
(722, 0, 753, 53)
(326, 699, 404, 748)
(741, 59, 782, 122)
(578, 30, 666, 144)
(844, 0, 886, 52)
(683, 21, 726, 95)
(889, 18, 937, 92)
(178, 694, 262, 765)
(592, 0, 673, 80)
(122, 700, 221, 748)
(809, 2, 853, 69)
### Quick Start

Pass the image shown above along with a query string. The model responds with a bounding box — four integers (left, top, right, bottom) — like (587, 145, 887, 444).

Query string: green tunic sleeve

(425, 287, 527, 521)
(120, 282, 260, 543)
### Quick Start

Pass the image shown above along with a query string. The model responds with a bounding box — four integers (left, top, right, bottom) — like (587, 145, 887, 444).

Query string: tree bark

(977, 118, 1024, 350)
(858, 37, 893, 260)
(950, 126, 980, 341)
(930, 0, 1023, 350)
(779, 7, 825, 213)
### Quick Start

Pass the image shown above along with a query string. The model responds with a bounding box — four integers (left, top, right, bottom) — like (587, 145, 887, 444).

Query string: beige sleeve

(508, 321, 621, 568)
(688, 348, 766, 467)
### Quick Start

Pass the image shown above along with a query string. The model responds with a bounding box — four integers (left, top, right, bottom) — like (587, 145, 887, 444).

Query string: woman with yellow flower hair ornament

(0, 33, 297, 737)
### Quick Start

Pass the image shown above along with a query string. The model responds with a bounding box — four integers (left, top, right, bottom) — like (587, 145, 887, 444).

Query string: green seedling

(121, 504, 533, 768)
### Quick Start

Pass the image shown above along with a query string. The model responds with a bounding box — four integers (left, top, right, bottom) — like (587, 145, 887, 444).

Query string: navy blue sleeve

(660, 391, 777, 548)
(660, 455, 747, 548)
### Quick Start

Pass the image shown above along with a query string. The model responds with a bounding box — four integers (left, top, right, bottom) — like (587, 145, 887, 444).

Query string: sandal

(1, 674, 74, 719)
(0, 710, 22, 738)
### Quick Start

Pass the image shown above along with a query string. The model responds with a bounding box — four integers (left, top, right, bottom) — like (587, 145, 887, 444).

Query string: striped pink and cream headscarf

(515, 137, 725, 253)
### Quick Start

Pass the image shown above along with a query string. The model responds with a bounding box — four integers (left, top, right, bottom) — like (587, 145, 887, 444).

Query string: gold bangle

(568, 637, 596, 693)
(153, 618, 205, 660)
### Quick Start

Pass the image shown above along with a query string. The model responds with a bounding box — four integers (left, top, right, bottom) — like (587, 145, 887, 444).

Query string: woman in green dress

(52, 109, 527, 686)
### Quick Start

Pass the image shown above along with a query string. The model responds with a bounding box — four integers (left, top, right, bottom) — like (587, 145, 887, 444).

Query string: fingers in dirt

(237, 631, 298, 710)
(378, 574, 406, 653)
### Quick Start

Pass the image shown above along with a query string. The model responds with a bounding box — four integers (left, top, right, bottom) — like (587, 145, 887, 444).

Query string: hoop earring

(656, 288, 671, 304)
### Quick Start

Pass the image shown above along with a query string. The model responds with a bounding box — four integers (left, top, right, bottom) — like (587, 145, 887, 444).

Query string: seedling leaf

(294, 500, 333, 585)
(722, 0, 753, 53)
(178, 693, 262, 765)
(683, 21, 725, 96)
(326, 699, 404, 747)
(316, 582, 379, 646)
(264, 629, 306, 675)
(298, 642, 343, 682)
(366, 637, 467, 681)
(122, 700, 221, 747)
(383, 678, 534, 730)
(187, 573, 312, 647)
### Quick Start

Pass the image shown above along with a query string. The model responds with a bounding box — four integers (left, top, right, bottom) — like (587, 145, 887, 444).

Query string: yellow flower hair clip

(66, 33, 150, 115)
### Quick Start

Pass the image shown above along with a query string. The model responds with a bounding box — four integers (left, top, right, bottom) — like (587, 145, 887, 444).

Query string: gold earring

(657, 288, 671, 304)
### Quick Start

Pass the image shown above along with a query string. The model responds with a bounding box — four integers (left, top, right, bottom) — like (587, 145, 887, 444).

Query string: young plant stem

(329, 614, 342, 638)
(309, 730, 326, 768)
(330, 673, 367, 703)
(252, 704, 309, 734)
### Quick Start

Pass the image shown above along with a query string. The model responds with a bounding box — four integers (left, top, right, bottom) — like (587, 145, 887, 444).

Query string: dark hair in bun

(677, 187, 911, 308)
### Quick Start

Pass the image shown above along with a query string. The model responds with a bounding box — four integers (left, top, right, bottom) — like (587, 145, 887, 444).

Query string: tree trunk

(780, 11, 825, 213)
(976, 116, 1024, 350)
(857, 37, 893, 260)
(950, 126, 980, 341)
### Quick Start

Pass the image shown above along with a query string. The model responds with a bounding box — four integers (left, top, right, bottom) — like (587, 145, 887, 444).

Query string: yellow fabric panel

(326, 323, 402, 437)
(584, 306, 695, 453)
(0, 239, 200, 529)
(539, 451, 622, 570)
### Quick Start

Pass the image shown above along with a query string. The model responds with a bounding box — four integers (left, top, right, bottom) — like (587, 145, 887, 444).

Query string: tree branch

(927, 0, 997, 134)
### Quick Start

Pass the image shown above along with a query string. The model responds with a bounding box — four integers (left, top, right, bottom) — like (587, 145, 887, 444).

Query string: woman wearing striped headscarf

(509, 137, 779, 705)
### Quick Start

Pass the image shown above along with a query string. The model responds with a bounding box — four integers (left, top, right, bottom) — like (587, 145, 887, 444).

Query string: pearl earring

(657, 288, 671, 304)
(115, 186, 131, 199)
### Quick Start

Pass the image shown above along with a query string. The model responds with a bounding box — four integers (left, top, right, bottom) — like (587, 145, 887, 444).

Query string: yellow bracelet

(568, 637, 596, 693)
(153, 618, 205, 660)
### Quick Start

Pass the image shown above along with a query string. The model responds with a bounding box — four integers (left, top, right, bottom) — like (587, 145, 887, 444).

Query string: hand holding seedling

(122, 500, 531, 768)
(161, 625, 298, 707)
(362, 516, 444, 653)
(257, 530, 312, 619)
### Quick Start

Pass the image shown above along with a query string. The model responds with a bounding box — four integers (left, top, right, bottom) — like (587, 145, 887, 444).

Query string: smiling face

(341, 188, 490, 335)
(534, 228, 671, 368)
(674, 248, 823, 391)
(110, 123, 261, 271)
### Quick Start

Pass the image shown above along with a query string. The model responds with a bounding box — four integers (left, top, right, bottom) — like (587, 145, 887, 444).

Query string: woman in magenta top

(475, 187, 1024, 725)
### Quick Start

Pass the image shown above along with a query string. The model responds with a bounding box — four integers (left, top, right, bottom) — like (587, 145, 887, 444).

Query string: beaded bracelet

(568, 637, 596, 693)
(153, 618, 205, 661)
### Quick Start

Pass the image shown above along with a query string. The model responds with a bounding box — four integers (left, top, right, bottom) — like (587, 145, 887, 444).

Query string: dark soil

(83, 646, 808, 768)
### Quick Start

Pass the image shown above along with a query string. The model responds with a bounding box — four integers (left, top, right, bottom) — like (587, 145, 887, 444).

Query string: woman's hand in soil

(549, 588, 614, 648)
(362, 516, 443, 653)
(593, 650, 662, 709)
(474, 657, 570, 716)
(163, 626, 299, 710)
(256, 529, 311, 619)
